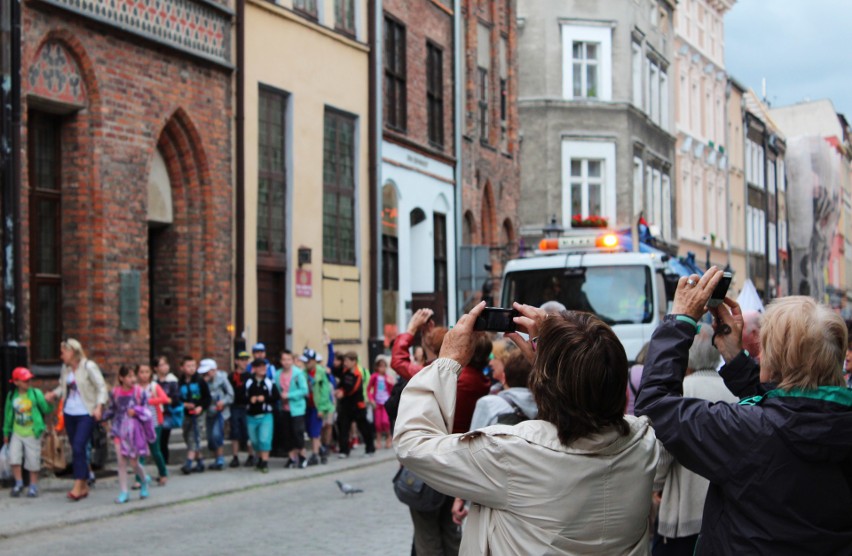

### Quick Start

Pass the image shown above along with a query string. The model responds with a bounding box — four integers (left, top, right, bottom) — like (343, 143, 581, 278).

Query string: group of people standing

(3, 335, 401, 504)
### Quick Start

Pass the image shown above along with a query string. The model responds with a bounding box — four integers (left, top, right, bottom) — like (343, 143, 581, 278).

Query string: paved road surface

(3, 458, 413, 556)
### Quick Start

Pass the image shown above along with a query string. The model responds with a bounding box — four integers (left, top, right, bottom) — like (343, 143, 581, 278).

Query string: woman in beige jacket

(45, 338, 108, 500)
(394, 302, 659, 555)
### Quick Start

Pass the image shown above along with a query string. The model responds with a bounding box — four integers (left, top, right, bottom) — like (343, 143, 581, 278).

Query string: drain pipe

(368, 0, 382, 355)
(235, 0, 246, 345)
(452, 0, 463, 322)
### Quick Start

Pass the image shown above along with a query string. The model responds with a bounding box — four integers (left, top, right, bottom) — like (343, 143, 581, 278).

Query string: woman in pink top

(367, 356, 394, 449)
(136, 364, 171, 485)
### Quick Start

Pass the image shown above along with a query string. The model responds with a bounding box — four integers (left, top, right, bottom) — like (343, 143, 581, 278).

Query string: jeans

(410, 496, 461, 556)
(182, 414, 203, 454)
(64, 413, 94, 480)
(206, 413, 225, 452)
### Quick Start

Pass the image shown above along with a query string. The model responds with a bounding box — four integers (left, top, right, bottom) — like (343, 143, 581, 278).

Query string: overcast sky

(725, 0, 852, 118)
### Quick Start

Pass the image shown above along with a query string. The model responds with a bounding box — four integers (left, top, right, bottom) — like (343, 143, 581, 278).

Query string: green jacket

(4, 388, 52, 439)
(308, 365, 335, 414)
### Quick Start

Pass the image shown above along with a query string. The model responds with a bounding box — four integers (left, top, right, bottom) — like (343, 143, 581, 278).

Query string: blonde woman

(637, 268, 852, 554)
(45, 339, 108, 500)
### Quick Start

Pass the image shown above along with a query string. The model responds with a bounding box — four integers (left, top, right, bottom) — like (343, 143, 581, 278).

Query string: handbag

(90, 422, 109, 469)
(392, 466, 446, 512)
(42, 426, 67, 472)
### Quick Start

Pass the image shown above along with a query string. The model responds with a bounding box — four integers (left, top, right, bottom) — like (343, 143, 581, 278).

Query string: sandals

(67, 491, 89, 502)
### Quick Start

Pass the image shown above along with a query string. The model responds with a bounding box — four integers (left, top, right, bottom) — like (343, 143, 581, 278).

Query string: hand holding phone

(473, 307, 519, 332)
(707, 272, 733, 308)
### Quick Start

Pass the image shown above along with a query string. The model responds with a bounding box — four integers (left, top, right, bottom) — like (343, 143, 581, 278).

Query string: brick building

(379, 0, 458, 334)
(460, 0, 520, 306)
(19, 0, 233, 376)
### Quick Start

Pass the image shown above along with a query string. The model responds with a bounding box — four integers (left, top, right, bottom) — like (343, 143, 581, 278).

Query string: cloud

(725, 0, 852, 116)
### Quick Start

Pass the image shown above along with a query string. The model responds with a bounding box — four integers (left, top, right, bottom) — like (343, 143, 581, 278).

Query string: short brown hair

(503, 351, 533, 389)
(468, 334, 493, 371)
(761, 296, 846, 390)
(530, 311, 629, 445)
(422, 326, 448, 357)
(343, 351, 359, 362)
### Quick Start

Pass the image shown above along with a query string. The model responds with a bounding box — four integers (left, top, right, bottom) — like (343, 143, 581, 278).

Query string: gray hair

(688, 326, 720, 371)
(540, 301, 567, 314)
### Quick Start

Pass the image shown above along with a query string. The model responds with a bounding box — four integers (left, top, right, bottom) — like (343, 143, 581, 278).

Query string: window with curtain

(335, 0, 355, 36)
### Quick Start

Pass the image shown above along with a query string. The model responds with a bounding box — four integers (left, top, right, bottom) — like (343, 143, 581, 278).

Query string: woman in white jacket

(394, 301, 659, 555)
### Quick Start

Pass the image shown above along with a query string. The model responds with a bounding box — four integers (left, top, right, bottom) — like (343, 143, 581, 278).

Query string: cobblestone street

(1, 457, 413, 556)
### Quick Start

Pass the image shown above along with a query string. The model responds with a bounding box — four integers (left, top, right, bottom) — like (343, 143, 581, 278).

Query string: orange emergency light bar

(539, 232, 620, 251)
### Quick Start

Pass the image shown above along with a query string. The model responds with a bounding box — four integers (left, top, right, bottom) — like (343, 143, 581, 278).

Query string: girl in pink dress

(367, 356, 395, 449)
(103, 366, 156, 503)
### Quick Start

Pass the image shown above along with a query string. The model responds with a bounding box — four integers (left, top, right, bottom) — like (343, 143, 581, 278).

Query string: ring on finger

(687, 279, 696, 286)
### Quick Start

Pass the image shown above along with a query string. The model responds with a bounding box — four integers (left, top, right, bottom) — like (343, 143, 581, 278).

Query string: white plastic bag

(0, 444, 11, 481)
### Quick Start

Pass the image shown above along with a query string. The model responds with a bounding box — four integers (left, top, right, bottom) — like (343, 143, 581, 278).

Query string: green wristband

(673, 314, 700, 333)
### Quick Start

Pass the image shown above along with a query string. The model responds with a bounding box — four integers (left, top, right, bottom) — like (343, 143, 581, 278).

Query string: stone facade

(461, 0, 521, 303)
(517, 0, 676, 247)
(21, 2, 233, 375)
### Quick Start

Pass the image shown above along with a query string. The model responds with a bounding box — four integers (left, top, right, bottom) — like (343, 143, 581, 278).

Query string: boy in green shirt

(3, 367, 52, 498)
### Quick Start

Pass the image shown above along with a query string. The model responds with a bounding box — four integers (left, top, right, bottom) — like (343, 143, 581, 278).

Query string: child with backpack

(103, 365, 156, 504)
(469, 352, 538, 429)
(3, 367, 52, 498)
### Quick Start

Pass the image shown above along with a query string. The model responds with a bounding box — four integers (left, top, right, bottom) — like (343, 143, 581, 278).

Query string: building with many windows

(19, 0, 233, 375)
(238, 0, 371, 358)
(379, 0, 458, 336)
(673, 0, 734, 270)
(459, 0, 520, 307)
(517, 0, 676, 249)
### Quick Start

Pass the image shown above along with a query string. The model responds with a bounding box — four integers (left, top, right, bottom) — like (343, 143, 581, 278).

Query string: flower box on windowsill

(572, 215, 608, 228)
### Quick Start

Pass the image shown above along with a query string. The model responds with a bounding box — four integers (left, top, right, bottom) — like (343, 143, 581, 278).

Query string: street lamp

(543, 215, 564, 239)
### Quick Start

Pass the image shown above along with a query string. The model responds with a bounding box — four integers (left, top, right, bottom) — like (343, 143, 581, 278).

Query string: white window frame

(633, 156, 644, 215)
(561, 140, 616, 227)
(649, 61, 660, 124)
(660, 69, 669, 130)
(562, 25, 612, 101)
(662, 174, 672, 241)
(632, 41, 643, 108)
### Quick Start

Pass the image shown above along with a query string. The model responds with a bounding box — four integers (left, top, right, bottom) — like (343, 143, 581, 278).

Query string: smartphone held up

(707, 272, 733, 308)
(473, 307, 519, 333)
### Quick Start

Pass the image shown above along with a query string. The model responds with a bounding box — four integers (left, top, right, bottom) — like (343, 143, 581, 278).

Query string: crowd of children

(2, 338, 401, 503)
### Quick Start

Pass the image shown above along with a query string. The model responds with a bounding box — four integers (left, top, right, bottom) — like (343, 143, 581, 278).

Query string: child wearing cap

(228, 351, 255, 467)
(246, 358, 281, 473)
(3, 367, 52, 498)
(200, 358, 234, 470)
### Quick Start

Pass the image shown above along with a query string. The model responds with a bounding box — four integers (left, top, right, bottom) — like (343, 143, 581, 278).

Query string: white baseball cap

(198, 358, 217, 375)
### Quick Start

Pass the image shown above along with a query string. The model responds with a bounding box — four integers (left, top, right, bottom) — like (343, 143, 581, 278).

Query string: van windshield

(502, 265, 653, 325)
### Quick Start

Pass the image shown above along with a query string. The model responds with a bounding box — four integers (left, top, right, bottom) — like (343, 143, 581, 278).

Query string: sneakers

(244, 454, 256, 467)
(319, 445, 330, 457)
(259, 460, 269, 474)
(115, 491, 129, 504)
(180, 461, 193, 475)
(11, 484, 23, 498)
(338, 453, 349, 459)
(140, 476, 151, 500)
(320, 455, 328, 465)
(26, 485, 38, 498)
(229, 456, 240, 468)
(298, 456, 308, 469)
(87, 471, 97, 487)
(210, 460, 224, 471)
(193, 460, 205, 473)
(284, 458, 296, 469)
(307, 454, 319, 466)
(364, 451, 375, 458)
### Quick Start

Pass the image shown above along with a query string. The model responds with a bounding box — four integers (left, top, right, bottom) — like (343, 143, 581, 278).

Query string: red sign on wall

(296, 270, 312, 297)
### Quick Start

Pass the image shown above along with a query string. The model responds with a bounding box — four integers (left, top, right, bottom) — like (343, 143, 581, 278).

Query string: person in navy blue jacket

(636, 267, 852, 555)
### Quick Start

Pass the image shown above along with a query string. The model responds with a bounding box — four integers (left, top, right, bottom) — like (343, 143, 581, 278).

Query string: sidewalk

(0, 446, 398, 539)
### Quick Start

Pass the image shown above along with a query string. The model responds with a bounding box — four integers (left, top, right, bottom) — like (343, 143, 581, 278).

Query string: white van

(500, 232, 677, 361)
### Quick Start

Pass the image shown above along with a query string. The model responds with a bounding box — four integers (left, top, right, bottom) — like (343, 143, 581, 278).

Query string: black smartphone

(707, 272, 733, 308)
(474, 307, 519, 332)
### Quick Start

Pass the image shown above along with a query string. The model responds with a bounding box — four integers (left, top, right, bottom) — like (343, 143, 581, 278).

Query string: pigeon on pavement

(336, 480, 364, 496)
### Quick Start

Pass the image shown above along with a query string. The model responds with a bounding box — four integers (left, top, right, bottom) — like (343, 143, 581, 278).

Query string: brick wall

(382, 0, 455, 159)
(20, 10, 233, 378)
(461, 0, 521, 302)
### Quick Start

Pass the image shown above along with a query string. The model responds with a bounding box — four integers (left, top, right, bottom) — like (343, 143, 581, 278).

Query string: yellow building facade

(240, 0, 372, 359)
